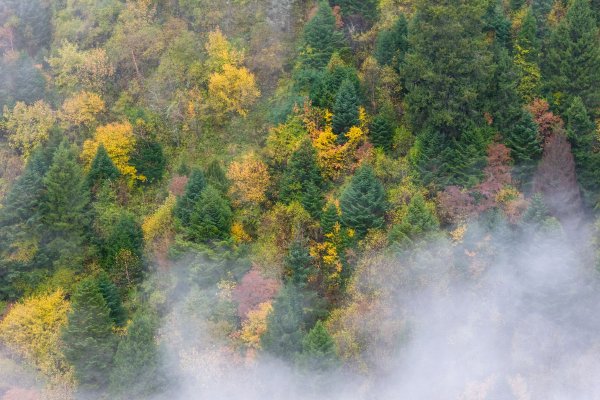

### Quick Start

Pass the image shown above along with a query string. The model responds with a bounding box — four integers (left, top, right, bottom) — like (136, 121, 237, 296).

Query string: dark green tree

(188, 185, 233, 242)
(483, 0, 511, 49)
(301, 181, 325, 220)
(369, 114, 394, 151)
(103, 212, 144, 267)
(280, 143, 323, 202)
(87, 144, 120, 189)
(511, 0, 526, 11)
(261, 283, 305, 358)
(41, 141, 90, 268)
(285, 240, 314, 287)
(310, 54, 360, 109)
(340, 165, 386, 238)
(330, 0, 378, 21)
(109, 311, 161, 397)
(504, 109, 542, 185)
(97, 272, 126, 326)
(375, 15, 409, 70)
(61, 278, 116, 389)
(320, 203, 339, 234)
(389, 194, 438, 246)
(544, 0, 600, 114)
(332, 79, 360, 140)
(299, 1, 346, 70)
(131, 139, 166, 184)
(174, 169, 206, 225)
(205, 160, 229, 193)
(440, 127, 489, 187)
(300, 320, 338, 370)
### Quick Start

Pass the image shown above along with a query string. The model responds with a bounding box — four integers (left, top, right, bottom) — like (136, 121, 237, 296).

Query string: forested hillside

(1, 0, 600, 399)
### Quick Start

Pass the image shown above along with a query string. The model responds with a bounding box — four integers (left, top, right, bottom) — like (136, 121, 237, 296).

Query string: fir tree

(389, 194, 438, 245)
(340, 165, 386, 238)
(320, 203, 339, 234)
(109, 311, 161, 397)
(301, 181, 325, 220)
(103, 212, 144, 269)
(332, 79, 360, 140)
(205, 160, 229, 193)
(131, 139, 166, 184)
(97, 272, 126, 326)
(369, 114, 394, 151)
(544, 0, 600, 114)
(374, 15, 409, 71)
(310, 54, 360, 109)
(483, 0, 511, 49)
(61, 278, 115, 389)
(280, 142, 323, 204)
(87, 144, 120, 189)
(285, 240, 314, 287)
(440, 127, 489, 187)
(261, 283, 305, 358)
(300, 320, 338, 371)
(41, 141, 90, 268)
(300, 1, 346, 70)
(188, 185, 233, 242)
(505, 109, 542, 186)
(174, 169, 206, 225)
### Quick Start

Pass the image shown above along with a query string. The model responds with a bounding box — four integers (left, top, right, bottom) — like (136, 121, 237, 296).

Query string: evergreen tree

(103, 212, 144, 268)
(285, 240, 314, 287)
(340, 165, 386, 238)
(109, 311, 161, 397)
(504, 109, 542, 186)
(280, 142, 323, 204)
(439, 127, 489, 187)
(375, 15, 409, 70)
(514, 8, 541, 102)
(369, 114, 394, 151)
(87, 144, 120, 189)
(332, 79, 360, 140)
(330, 0, 378, 21)
(310, 54, 361, 109)
(300, 1, 346, 70)
(174, 169, 206, 225)
(97, 272, 126, 326)
(61, 278, 115, 389)
(301, 181, 325, 220)
(131, 139, 166, 184)
(300, 320, 338, 371)
(261, 283, 305, 358)
(389, 194, 438, 245)
(320, 203, 339, 234)
(205, 160, 229, 193)
(483, 0, 511, 49)
(511, 0, 526, 11)
(188, 185, 233, 242)
(41, 141, 90, 268)
(544, 0, 600, 114)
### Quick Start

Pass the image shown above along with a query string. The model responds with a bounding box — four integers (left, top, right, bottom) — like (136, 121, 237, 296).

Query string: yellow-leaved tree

(0, 290, 72, 381)
(208, 64, 260, 117)
(205, 28, 245, 72)
(59, 91, 105, 133)
(81, 121, 141, 183)
(238, 301, 273, 350)
(3, 101, 56, 158)
(227, 152, 270, 207)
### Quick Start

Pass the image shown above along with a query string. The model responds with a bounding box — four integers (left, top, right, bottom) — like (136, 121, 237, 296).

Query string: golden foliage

(59, 91, 105, 131)
(238, 301, 273, 350)
(142, 194, 176, 243)
(208, 64, 260, 117)
(81, 121, 140, 182)
(227, 152, 270, 207)
(205, 28, 245, 72)
(3, 101, 56, 158)
(0, 290, 72, 379)
(231, 221, 251, 244)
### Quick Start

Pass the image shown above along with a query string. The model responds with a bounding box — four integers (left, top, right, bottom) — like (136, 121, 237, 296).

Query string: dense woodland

(1, 0, 600, 398)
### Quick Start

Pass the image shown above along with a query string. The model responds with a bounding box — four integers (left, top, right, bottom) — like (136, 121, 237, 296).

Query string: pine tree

(280, 142, 323, 203)
(61, 278, 115, 389)
(103, 212, 144, 269)
(544, 0, 600, 114)
(300, 1, 346, 70)
(301, 181, 325, 220)
(174, 168, 206, 225)
(41, 141, 90, 268)
(285, 240, 314, 287)
(440, 127, 489, 187)
(131, 139, 166, 184)
(369, 114, 394, 151)
(389, 194, 438, 245)
(261, 283, 305, 358)
(504, 109, 542, 186)
(375, 15, 409, 70)
(109, 311, 161, 397)
(87, 144, 120, 189)
(310, 54, 360, 109)
(320, 203, 339, 234)
(340, 165, 386, 238)
(332, 79, 360, 140)
(97, 272, 126, 326)
(300, 320, 338, 371)
(188, 185, 233, 242)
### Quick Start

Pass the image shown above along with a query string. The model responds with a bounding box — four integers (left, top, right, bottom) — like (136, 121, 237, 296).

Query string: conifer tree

(174, 168, 206, 225)
(61, 278, 115, 388)
(280, 142, 323, 204)
(330, 0, 378, 21)
(544, 0, 600, 114)
(87, 144, 120, 189)
(285, 240, 314, 287)
(375, 15, 409, 70)
(483, 0, 511, 49)
(261, 283, 305, 358)
(300, 1, 346, 70)
(109, 311, 161, 397)
(440, 127, 489, 187)
(389, 194, 438, 245)
(300, 320, 338, 370)
(301, 181, 325, 220)
(514, 8, 541, 102)
(369, 114, 394, 151)
(332, 79, 360, 140)
(205, 160, 229, 193)
(103, 212, 144, 268)
(188, 185, 233, 242)
(340, 165, 386, 238)
(320, 203, 339, 234)
(97, 272, 126, 326)
(505, 109, 543, 186)
(310, 54, 360, 109)
(131, 139, 166, 184)
(41, 141, 90, 268)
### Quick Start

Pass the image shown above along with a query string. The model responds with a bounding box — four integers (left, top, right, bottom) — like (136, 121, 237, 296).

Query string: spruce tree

(389, 194, 439, 245)
(301, 181, 325, 220)
(285, 240, 314, 287)
(369, 114, 394, 151)
(261, 283, 305, 358)
(188, 185, 233, 242)
(332, 79, 360, 140)
(41, 141, 90, 268)
(103, 212, 144, 268)
(544, 0, 600, 114)
(310, 54, 360, 109)
(97, 272, 126, 326)
(61, 278, 116, 389)
(131, 139, 166, 184)
(320, 203, 339, 234)
(280, 142, 323, 204)
(205, 160, 229, 193)
(375, 15, 409, 70)
(300, 320, 338, 371)
(174, 168, 206, 225)
(300, 1, 346, 70)
(483, 0, 511, 49)
(340, 165, 386, 238)
(440, 127, 489, 187)
(109, 311, 161, 397)
(505, 109, 542, 186)
(87, 144, 120, 190)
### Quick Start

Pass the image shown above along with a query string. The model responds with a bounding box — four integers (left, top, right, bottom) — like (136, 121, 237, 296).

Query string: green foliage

(299, 1, 346, 70)
(97, 272, 126, 326)
(320, 203, 339, 234)
(131, 139, 166, 184)
(300, 320, 338, 370)
(483, 0, 511, 48)
(514, 8, 541, 102)
(261, 283, 305, 358)
(340, 165, 386, 238)
(330, 0, 378, 21)
(205, 160, 229, 193)
(310, 54, 361, 109)
(87, 144, 120, 189)
(375, 15, 409, 71)
(544, 0, 600, 114)
(189, 185, 233, 243)
(504, 109, 542, 186)
(332, 79, 360, 140)
(370, 114, 394, 151)
(301, 181, 325, 220)
(61, 278, 115, 389)
(174, 169, 206, 225)
(103, 212, 144, 265)
(285, 240, 314, 287)
(389, 194, 439, 246)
